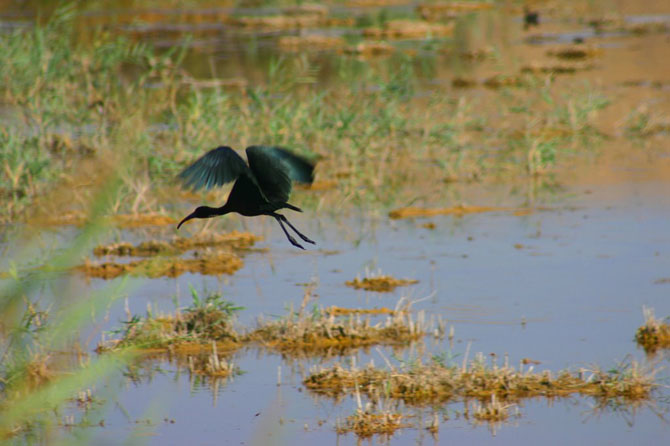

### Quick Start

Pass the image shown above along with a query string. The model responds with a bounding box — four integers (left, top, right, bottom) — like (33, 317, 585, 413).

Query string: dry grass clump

(326, 306, 396, 316)
(76, 251, 244, 279)
(390, 204, 512, 219)
(187, 343, 238, 378)
(335, 409, 405, 438)
(249, 293, 424, 355)
(98, 293, 242, 353)
(304, 354, 655, 405)
(345, 273, 418, 292)
(483, 74, 526, 89)
(23, 354, 54, 389)
(93, 231, 261, 257)
(635, 307, 670, 354)
(470, 395, 514, 422)
(546, 45, 602, 60)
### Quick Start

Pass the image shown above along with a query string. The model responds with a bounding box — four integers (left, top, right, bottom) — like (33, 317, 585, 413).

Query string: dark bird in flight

(177, 145, 316, 249)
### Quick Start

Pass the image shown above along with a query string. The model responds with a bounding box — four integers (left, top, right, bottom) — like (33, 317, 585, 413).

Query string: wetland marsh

(1, 1, 670, 444)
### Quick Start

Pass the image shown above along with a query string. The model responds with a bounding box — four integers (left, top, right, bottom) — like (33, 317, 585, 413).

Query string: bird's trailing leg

(272, 214, 305, 249)
(274, 213, 315, 245)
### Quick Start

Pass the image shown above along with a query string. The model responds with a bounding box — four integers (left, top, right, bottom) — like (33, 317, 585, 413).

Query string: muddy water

(51, 174, 668, 445)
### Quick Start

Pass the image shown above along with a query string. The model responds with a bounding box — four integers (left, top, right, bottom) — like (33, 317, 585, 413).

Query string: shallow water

(39, 176, 667, 445)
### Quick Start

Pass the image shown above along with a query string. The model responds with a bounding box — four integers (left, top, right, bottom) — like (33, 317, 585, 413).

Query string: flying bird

(177, 145, 316, 249)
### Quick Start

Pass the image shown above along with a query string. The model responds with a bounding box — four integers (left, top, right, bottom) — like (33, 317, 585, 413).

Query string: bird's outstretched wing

(178, 146, 250, 190)
(245, 146, 315, 203)
(258, 146, 315, 184)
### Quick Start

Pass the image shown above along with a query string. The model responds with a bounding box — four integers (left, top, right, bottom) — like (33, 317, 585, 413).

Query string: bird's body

(177, 145, 316, 249)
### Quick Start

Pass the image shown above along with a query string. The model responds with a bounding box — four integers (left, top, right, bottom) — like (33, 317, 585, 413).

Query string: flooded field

(1, 0, 670, 445)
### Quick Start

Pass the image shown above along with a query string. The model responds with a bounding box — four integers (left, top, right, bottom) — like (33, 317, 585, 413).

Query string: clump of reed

(98, 289, 243, 353)
(248, 292, 425, 355)
(187, 342, 239, 378)
(335, 409, 405, 438)
(345, 269, 418, 292)
(635, 306, 670, 354)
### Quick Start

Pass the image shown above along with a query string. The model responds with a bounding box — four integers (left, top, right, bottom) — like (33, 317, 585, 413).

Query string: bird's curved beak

(177, 212, 196, 229)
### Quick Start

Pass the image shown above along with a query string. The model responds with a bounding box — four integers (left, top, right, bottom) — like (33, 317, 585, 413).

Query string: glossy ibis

(177, 145, 316, 249)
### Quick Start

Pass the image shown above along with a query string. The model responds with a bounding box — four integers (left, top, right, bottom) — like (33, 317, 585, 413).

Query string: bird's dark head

(177, 206, 223, 229)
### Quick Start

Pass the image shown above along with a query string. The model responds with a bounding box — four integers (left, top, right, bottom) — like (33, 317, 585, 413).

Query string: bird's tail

(284, 203, 302, 213)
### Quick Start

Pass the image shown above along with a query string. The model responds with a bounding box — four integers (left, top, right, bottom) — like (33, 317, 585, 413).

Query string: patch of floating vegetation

(388, 204, 545, 220)
(363, 20, 454, 39)
(483, 73, 526, 89)
(345, 275, 418, 292)
(336, 410, 405, 438)
(546, 45, 602, 60)
(77, 251, 244, 279)
(98, 292, 242, 354)
(76, 231, 259, 279)
(326, 306, 396, 316)
(521, 61, 594, 74)
(93, 231, 261, 257)
(101, 291, 428, 358)
(635, 307, 670, 355)
(249, 294, 425, 356)
(38, 212, 176, 228)
(304, 353, 655, 404)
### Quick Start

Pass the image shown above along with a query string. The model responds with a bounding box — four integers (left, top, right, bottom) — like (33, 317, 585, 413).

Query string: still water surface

(69, 178, 670, 445)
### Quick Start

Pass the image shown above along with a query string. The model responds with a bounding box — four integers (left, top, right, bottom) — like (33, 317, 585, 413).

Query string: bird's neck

(204, 205, 231, 217)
